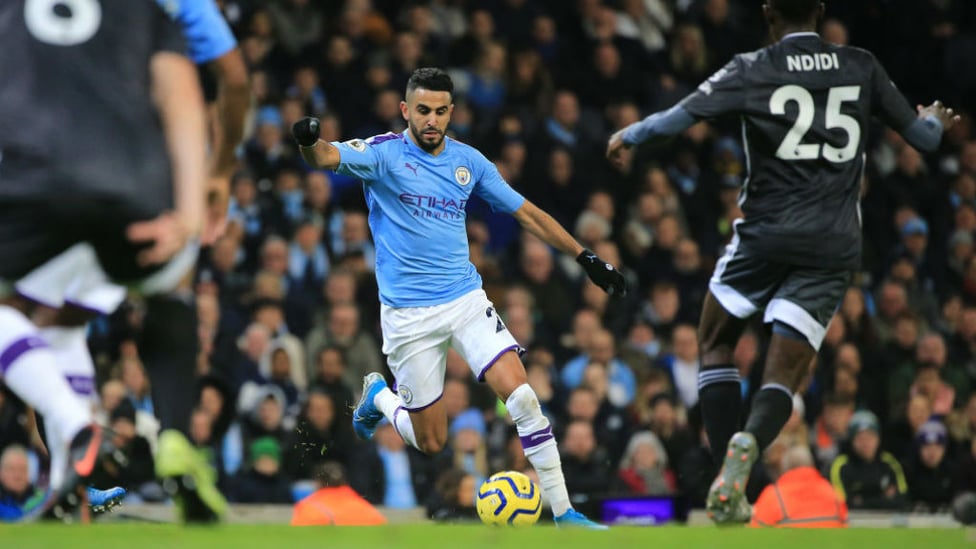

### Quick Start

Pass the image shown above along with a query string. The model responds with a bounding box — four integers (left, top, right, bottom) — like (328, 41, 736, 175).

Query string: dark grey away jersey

(0, 0, 185, 209)
(680, 33, 917, 269)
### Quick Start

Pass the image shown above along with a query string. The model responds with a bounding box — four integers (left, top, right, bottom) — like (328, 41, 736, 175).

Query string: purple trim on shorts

(0, 336, 49, 375)
(392, 406, 406, 439)
(63, 299, 113, 316)
(476, 345, 524, 382)
(65, 374, 95, 396)
(519, 425, 554, 450)
(402, 392, 443, 412)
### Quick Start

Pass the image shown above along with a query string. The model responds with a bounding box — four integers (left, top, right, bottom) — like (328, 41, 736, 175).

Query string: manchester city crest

(398, 384, 413, 405)
(454, 166, 471, 186)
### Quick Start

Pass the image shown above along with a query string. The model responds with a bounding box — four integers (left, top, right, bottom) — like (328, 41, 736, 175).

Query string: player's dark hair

(767, 0, 821, 25)
(406, 67, 454, 98)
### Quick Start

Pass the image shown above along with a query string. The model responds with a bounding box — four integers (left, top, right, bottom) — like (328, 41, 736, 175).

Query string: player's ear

(400, 100, 409, 121)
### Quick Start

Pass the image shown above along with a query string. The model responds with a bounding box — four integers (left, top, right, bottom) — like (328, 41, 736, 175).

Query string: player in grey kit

(607, 0, 960, 523)
(0, 0, 206, 519)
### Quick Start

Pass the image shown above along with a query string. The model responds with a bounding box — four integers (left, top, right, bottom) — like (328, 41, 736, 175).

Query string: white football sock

(0, 306, 91, 489)
(506, 383, 571, 516)
(41, 326, 97, 403)
(375, 387, 419, 450)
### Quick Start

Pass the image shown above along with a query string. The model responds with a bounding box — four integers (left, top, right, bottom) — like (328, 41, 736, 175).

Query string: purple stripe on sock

(519, 425, 554, 450)
(65, 375, 95, 396)
(402, 392, 443, 412)
(0, 336, 49, 375)
(392, 406, 405, 439)
(477, 345, 524, 382)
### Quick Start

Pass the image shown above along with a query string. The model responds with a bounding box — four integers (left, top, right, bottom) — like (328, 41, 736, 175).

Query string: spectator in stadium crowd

(560, 329, 637, 407)
(89, 400, 158, 502)
(657, 323, 702, 410)
(229, 437, 293, 504)
(352, 421, 434, 510)
(283, 389, 355, 481)
(829, 411, 908, 510)
(905, 420, 955, 512)
(442, 410, 490, 487)
(426, 468, 479, 523)
(304, 303, 384, 396)
(0, 445, 40, 520)
(291, 462, 386, 526)
(257, 339, 306, 414)
(615, 431, 675, 495)
(751, 444, 848, 528)
(884, 393, 936, 464)
(309, 345, 355, 425)
(559, 420, 612, 506)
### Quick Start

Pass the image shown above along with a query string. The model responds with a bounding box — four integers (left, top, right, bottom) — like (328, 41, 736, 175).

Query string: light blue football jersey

(332, 132, 526, 307)
(156, 0, 236, 64)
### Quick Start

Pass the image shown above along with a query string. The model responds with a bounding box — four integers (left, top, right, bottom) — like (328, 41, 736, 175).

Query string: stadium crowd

(2, 0, 976, 521)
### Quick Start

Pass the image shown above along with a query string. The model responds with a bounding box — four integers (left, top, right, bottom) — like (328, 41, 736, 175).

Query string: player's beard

(411, 124, 445, 152)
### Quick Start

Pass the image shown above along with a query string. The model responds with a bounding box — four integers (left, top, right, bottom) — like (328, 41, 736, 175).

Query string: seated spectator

(426, 468, 479, 523)
(259, 339, 307, 415)
(0, 445, 42, 520)
(811, 392, 855, 468)
(283, 389, 355, 481)
(291, 462, 386, 526)
(309, 345, 355, 425)
(89, 400, 157, 501)
(443, 409, 489, 487)
(560, 420, 611, 506)
(560, 329, 637, 406)
(238, 384, 291, 450)
(829, 411, 908, 510)
(351, 421, 433, 509)
(905, 420, 954, 513)
(884, 393, 934, 463)
(751, 445, 847, 528)
(909, 363, 956, 417)
(615, 431, 675, 495)
(229, 437, 293, 504)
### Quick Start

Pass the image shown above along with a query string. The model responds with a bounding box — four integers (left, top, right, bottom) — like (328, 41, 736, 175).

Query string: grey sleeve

(678, 57, 747, 120)
(869, 56, 918, 133)
(902, 115, 943, 152)
(622, 105, 697, 145)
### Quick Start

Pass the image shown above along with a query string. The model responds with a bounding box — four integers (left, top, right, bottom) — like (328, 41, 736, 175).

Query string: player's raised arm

(292, 117, 341, 170)
(869, 57, 960, 152)
(607, 57, 744, 166)
(512, 200, 628, 297)
(129, 51, 207, 267)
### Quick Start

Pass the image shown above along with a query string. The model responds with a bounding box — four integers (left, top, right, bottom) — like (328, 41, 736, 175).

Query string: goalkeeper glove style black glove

(292, 117, 321, 147)
(577, 249, 628, 297)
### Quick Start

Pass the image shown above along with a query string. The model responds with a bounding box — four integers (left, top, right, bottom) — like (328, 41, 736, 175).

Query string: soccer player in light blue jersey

(293, 68, 626, 528)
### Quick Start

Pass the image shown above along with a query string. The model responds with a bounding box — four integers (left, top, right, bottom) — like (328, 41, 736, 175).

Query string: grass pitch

(0, 524, 972, 549)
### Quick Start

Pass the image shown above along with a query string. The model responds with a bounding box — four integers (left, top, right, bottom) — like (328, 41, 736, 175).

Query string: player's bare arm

(203, 48, 250, 244)
(128, 52, 207, 267)
(512, 201, 628, 296)
(293, 117, 341, 170)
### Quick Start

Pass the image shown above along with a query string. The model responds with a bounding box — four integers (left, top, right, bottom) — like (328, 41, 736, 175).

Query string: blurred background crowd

(2, 0, 976, 521)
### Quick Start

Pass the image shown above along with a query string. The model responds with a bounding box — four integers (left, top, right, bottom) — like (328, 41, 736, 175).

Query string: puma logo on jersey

(787, 53, 841, 72)
(405, 162, 418, 176)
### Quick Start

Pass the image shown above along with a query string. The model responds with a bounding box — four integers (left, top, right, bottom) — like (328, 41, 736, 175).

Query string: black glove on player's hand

(292, 117, 321, 147)
(577, 249, 628, 297)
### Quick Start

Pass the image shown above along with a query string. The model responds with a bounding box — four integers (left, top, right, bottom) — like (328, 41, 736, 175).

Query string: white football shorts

(380, 289, 523, 411)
